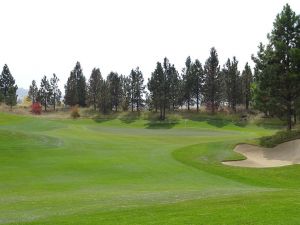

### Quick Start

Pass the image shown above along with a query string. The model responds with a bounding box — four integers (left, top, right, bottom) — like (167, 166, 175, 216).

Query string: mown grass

(0, 112, 299, 224)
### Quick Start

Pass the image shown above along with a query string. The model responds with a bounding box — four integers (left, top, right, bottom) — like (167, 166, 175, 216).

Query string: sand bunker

(223, 139, 300, 168)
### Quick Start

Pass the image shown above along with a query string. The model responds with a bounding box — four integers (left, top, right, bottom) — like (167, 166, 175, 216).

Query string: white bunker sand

(223, 139, 300, 168)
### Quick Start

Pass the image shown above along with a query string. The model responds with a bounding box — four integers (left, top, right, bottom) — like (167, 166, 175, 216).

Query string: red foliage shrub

(31, 102, 42, 114)
(70, 105, 80, 119)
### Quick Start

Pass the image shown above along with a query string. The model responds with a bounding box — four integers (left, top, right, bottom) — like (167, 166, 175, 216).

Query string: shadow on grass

(145, 121, 179, 129)
(144, 112, 180, 129)
(92, 112, 119, 123)
(119, 111, 140, 124)
(181, 111, 250, 128)
(254, 117, 286, 130)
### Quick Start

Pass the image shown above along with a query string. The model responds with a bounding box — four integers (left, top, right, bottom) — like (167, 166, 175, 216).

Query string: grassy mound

(259, 130, 300, 147)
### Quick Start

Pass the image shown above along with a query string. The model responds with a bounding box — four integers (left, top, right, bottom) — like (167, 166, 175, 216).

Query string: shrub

(31, 102, 42, 114)
(71, 105, 80, 119)
(260, 130, 300, 147)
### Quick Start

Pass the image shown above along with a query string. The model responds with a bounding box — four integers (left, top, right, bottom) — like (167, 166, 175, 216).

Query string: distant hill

(17, 88, 28, 101)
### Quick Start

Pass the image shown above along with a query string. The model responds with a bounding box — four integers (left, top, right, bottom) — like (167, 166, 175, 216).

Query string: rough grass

(259, 129, 300, 147)
(0, 112, 299, 224)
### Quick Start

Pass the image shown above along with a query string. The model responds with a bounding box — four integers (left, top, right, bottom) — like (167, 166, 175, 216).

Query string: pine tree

(50, 74, 61, 110)
(28, 80, 39, 104)
(39, 75, 52, 111)
(64, 71, 78, 106)
(241, 63, 253, 110)
(64, 62, 86, 107)
(191, 59, 204, 112)
(120, 75, 131, 111)
(251, 43, 275, 116)
(129, 67, 145, 111)
(182, 56, 194, 110)
(6, 85, 18, 109)
(222, 57, 240, 112)
(0, 64, 18, 106)
(147, 72, 159, 112)
(252, 4, 300, 130)
(107, 72, 121, 111)
(203, 47, 222, 113)
(167, 63, 181, 111)
(148, 62, 167, 120)
(98, 80, 110, 114)
(87, 68, 103, 110)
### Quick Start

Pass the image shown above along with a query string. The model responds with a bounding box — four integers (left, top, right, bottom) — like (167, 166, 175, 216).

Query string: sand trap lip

(222, 139, 300, 168)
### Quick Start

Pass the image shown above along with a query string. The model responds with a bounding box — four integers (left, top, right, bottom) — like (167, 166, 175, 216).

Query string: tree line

(60, 48, 252, 120)
(28, 74, 62, 111)
(1, 4, 299, 129)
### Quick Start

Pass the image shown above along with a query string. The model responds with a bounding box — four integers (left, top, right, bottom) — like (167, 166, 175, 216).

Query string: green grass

(259, 129, 300, 147)
(0, 112, 299, 224)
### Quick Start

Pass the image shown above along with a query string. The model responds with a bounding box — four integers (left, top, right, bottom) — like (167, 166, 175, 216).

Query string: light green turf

(0, 112, 299, 225)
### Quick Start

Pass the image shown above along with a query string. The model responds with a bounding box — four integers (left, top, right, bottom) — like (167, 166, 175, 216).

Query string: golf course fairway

(1, 112, 300, 225)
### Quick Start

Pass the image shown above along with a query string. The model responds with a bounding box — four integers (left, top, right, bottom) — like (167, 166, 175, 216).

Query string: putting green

(0, 112, 299, 225)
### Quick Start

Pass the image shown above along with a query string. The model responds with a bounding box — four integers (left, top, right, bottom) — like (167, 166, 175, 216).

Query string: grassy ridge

(0, 112, 299, 224)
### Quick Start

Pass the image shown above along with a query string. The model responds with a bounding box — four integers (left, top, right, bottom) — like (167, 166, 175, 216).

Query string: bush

(259, 130, 300, 147)
(70, 105, 80, 119)
(31, 102, 42, 114)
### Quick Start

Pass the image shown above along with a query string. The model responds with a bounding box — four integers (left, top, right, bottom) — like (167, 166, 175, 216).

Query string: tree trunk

(245, 98, 249, 111)
(287, 101, 292, 130)
(163, 103, 166, 120)
(196, 93, 199, 112)
(160, 106, 163, 120)
(53, 93, 56, 111)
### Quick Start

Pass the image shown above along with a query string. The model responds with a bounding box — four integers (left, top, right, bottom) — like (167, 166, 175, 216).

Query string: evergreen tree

(129, 67, 145, 111)
(148, 62, 167, 120)
(64, 62, 86, 107)
(28, 80, 39, 104)
(0, 64, 18, 105)
(167, 63, 181, 111)
(107, 72, 121, 111)
(182, 56, 194, 110)
(241, 63, 253, 110)
(203, 47, 222, 113)
(98, 80, 110, 114)
(39, 75, 52, 111)
(64, 71, 78, 106)
(50, 74, 61, 110)
(252, 4, 300, 130)
(251, 43, 275, 116)
(87, 68, 103, 110)
(222, 57, 240, 112)
(147, 72, 159, 112)
(191, 59, 204, 112)
(6, 85, 18, 109)
(120, 75, 131, 111)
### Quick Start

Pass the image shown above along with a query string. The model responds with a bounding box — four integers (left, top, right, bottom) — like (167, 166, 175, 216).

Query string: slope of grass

(0, 112, 299, 224)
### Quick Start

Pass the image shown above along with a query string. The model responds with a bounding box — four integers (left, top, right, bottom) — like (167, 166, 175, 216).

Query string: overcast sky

(0, 0, 300, 90)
